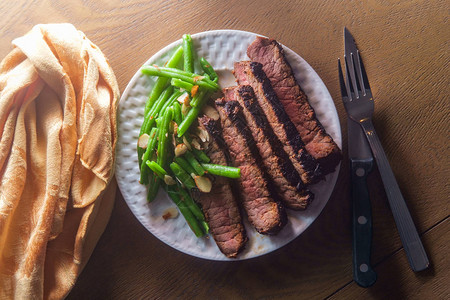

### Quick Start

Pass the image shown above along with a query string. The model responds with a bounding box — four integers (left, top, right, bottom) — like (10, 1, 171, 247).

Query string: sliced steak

(214, 98, 287, 235)
(196, 116, 247, 258)
(234, 61, 322, 184)
(224, 86, 313, 210)
(247, 37, 342, 173)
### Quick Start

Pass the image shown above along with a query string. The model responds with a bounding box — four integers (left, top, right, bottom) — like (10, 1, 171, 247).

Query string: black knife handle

(351, 159, 377, 287)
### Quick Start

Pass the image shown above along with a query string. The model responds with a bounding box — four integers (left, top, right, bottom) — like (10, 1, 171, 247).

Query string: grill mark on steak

(224, 86, 313, 210)
(234, 61, 322, 184)
(247, 36, 342, 174)
(214, 98, 287, 235)
(196, 116, 247, 258)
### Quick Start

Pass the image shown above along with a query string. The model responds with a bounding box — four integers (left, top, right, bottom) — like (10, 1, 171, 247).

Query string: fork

(338, 48, 430, 272)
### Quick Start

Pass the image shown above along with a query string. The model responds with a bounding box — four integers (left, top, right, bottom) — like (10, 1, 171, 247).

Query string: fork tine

(357, 50, 371, 91)
(354, 51, 364, 92)
(345, 54, 359, 99)
(352, 53, 362, 92)
(344, 56, 355, 97)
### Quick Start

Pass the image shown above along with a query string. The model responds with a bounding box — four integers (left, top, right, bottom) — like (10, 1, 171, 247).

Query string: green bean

(144, 46, 183, 115)
(201, 221, 209, 235)
(174, 156, 196, 176)
(165, 46, 184, 68)
(200, 57, 218, 82)
(141, 66, 220, 91)
(140, 128, 159, 184)
(184, 151, 205, 176)
(155, 117, 162, 127)
(149, 99, 174, 185)
(177, 92, 208, 137)
(157, 107, 173, 169)
(171, 78, 194, 92)
(177, 186, 208, 234)
(178, 187, 205, 222)
(201, 163, 241, 178)
(141, 89, 179, 163)
(182, 34, 194, 73)
(145, 80, 166, 116)
(139, 87, 172, 169)
(146, 161, 167, 179)
(159, 90, 182, 117)
(140, 85, 173, 137)
(167, 185, 204, 237)
(192, 148, 210, 163)
(169, 162, 196, 189)
(189, 89, 206, 107)
(172, 102, 182, 125)
(147, 176, 160, 202)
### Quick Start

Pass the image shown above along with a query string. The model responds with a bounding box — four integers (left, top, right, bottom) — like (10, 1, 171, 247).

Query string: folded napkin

(0, 24, 119, 299)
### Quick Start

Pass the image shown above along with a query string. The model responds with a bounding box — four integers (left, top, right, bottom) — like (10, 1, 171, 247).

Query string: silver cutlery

(338, 27, 429, 272)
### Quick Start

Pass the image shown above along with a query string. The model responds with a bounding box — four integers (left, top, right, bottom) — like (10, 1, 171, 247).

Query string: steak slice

(234, 61, 322, 184)
(215, 98, 287, 235)
(247, 37, 342, 173)
(224, 86, 313, 210)
(196, 116, 247, 258)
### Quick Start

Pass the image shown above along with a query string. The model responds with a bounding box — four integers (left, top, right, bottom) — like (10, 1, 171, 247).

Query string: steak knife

(340, 38, 377, 287)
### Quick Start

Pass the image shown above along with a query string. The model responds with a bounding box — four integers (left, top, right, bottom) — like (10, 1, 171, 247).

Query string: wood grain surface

(0, 0, 448, 299)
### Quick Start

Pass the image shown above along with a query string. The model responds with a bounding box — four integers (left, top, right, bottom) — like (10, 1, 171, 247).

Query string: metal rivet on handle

(356, 168, 365, 177)
(358, 216, 367, 225)
(360, 264, 369, 272)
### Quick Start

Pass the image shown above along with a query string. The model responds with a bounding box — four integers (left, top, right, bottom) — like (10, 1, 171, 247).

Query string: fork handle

(360, 120, 430, 272)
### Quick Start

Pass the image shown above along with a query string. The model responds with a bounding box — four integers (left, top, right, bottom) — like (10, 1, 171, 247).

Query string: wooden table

(1, 1, 448, 299)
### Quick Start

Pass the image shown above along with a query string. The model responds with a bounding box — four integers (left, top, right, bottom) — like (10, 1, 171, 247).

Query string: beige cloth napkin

(0, 23, 119, 299)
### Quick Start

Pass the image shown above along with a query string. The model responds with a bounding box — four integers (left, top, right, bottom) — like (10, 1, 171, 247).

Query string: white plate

(115, 30, 342, 261)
